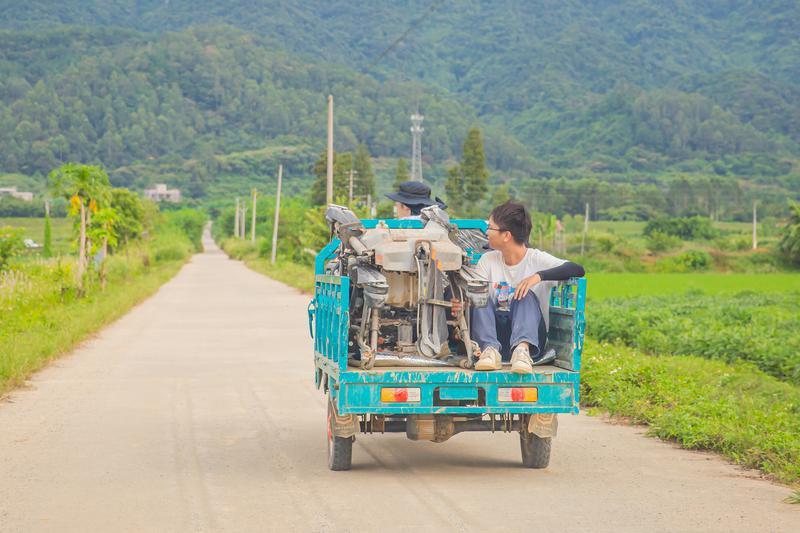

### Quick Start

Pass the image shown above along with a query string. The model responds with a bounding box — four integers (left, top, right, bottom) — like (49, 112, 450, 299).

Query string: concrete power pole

(348, 168, 354, 204)
(326, 95, 334, 205)
(410, 112, 424, 182)
(581, 202, 589, 255)
(250, 188, 257, 242)
(271, 164, 283, 264)
(752, 200, 758, 250)
(234, 198, 240, 238)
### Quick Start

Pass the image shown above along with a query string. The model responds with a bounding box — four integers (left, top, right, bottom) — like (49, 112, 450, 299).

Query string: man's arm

(537, 261, 585, 281)
(513, 260, 585, 300)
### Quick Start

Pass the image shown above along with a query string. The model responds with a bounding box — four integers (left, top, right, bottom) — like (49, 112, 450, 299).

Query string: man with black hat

(385, 181, 447, 219)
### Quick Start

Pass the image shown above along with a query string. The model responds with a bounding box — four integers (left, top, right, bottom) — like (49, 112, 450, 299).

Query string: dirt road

(1, 234, 797, 532)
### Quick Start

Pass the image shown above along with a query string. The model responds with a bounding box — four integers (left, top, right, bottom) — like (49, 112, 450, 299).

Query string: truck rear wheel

(520, 430, 551, 469)
(327, 395, 353, 471)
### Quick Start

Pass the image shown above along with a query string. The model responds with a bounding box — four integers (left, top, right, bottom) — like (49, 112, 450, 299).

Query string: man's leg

(471, 299, 501, 352)
(509, 292, 546, 360)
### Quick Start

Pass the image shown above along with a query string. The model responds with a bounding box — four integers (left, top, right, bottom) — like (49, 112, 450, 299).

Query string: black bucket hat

(385, 181, 447, 209)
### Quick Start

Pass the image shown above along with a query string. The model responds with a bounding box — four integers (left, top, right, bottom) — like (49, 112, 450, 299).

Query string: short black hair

(404, 203, 424, 215)
(490, 201, 531, 245)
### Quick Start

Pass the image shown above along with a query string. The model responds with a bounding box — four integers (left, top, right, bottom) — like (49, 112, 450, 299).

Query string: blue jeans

(471, 292, 547, 361)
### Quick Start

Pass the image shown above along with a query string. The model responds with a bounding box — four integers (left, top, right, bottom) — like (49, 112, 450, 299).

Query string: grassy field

(0, 216, 74, 255)
(588, 272, 800, 300)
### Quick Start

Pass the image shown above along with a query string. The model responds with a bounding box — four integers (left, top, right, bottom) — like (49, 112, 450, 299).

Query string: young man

(385, 181, 447, 219)
(461, 201, 584, 374)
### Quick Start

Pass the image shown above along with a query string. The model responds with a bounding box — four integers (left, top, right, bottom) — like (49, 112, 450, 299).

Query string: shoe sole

(511, 363, 533, 374)
(475, 361, 501, 371)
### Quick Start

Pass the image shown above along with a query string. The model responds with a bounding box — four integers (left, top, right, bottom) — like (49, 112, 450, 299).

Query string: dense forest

(0, 1, 798, 218)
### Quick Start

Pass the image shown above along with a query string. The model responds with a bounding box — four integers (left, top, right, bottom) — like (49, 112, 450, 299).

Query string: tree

(462, 127, 489, 214)
(779, 201, 800, 265)
(43, 211, 53, 258)
(88, 207, 119, 289)
(310, 150, 353, 205)
(444, 164, 464, 216)
(48, 163, 112, 290)
(445, 127, 490, 217)
(110, 188, 145, 246)
(393, 158, 409, 188)
(352, 144, 375, 200)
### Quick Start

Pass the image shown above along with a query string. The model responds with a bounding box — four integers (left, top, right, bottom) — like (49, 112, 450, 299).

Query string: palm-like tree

(48, 163, 112, 290)
(779, 201, 800, 265)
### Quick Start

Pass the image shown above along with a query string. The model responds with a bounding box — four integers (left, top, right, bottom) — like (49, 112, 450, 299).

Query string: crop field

(0, 216, 74, 256)
(587, 272, 800, 299)
(589, 291, 800, 384)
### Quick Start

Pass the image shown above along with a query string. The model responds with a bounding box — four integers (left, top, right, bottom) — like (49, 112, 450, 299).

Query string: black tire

(520, 430, 552, 469)
(327, 396, 353, 471)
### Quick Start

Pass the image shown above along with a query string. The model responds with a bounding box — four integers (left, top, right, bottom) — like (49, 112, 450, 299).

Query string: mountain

(0, 1, 797, 214)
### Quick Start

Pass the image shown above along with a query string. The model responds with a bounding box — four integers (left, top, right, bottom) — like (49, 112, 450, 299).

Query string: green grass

(218, 237, 314, 293)
(244, 258, 314, 293)
(582, 340, 800, 485)
(588, 272, 800, 300)
(0, 216, 74, 255)
(0, 216, 201, 396)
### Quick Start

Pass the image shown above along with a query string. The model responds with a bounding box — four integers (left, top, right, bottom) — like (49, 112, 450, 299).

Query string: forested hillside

(0, 1, 798, 217)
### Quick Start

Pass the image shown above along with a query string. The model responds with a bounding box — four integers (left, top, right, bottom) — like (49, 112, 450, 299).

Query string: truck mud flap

(528, 413, 558, 438)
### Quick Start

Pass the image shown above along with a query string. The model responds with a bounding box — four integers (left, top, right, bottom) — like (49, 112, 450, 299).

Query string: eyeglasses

(486, 225, 506, 233)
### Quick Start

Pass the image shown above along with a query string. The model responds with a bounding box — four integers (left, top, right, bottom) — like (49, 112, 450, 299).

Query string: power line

(365, 0, 448, 72)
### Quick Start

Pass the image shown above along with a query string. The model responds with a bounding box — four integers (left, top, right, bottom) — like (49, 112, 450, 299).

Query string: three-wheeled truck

(308, 209, 586, 470)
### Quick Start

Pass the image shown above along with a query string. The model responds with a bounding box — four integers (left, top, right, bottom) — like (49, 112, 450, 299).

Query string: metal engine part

(406, 415, 456, 443)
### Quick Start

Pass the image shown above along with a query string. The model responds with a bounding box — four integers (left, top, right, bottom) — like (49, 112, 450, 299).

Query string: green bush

(163, 209, 206, 251)
(149, 227, 194, 262)
(646, 230, 682, 253)
(713, 235, 750, 252)
(0, 226, 24, 270)
(655, 250, 712, 272)
(644, 216, 718, 240)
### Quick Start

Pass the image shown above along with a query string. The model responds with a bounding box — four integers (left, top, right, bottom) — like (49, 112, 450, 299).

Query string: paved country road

(1, 234, 797, 533)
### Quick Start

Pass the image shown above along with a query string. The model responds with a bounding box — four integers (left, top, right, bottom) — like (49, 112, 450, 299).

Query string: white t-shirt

(474, 248, 566, 330)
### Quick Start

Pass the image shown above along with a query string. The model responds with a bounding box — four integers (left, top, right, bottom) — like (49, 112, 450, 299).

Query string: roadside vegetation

(0, 164, 205, 396)
(581, 340, 800, 485)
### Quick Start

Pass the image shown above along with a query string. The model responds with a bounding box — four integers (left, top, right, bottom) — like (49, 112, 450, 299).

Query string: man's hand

(451, 299, 464, 316)
(513, 273, 541, 300)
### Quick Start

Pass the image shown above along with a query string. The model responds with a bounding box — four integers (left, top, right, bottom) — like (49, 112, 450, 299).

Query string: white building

(0, 187, 34, 201)
(144, 183, 181, 203)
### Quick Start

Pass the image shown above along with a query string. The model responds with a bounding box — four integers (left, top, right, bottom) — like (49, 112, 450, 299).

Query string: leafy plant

(0, 226, 24, 270)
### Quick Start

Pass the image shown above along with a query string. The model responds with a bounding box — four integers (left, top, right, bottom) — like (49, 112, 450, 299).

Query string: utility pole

(241, 204, 247, 239)
(581, 202, 589, 255)
(752, 199, 758, 250)
(326, 95, 334, 205)
(348, 168, 357, 204)
(234, 197, 240, 238)
(250, 188, 257, 242)
(271, 164, 283, 264)
(410, 112, 424, 182)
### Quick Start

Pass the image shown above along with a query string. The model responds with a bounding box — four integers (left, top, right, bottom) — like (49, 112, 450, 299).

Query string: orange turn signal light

(380, 388, 421, 403)
(498, 387, 538, 402)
